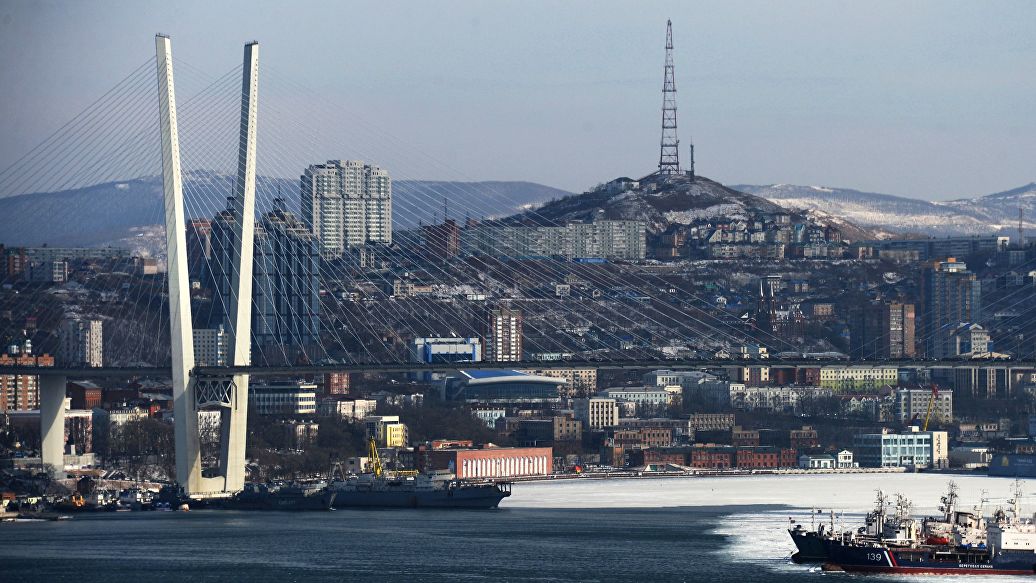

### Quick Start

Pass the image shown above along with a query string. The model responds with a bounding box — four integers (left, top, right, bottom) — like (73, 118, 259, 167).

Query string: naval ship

(791, 482, 1036, 575)
(326, 439, 511, 509)
(219, 483, 336, 511)
(789, 482, 988, 564)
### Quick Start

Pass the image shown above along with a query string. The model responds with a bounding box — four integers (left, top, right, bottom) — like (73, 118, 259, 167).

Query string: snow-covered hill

(735, 183, 1036, 238)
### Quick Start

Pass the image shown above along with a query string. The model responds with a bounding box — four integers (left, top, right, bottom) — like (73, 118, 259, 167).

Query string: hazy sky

(1, 0, 1033, 199)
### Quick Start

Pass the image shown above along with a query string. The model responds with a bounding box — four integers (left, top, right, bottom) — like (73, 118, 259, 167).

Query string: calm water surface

(1, 473, 1028, 582)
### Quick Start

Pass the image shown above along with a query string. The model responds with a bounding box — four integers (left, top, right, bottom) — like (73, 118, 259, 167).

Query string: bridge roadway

(0, 358, 1031, 378)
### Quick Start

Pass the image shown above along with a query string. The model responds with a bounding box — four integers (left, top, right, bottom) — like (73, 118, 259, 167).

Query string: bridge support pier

(39, 374, 66, 476)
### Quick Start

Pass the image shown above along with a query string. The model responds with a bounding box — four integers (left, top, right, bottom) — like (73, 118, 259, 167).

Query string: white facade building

(729, 386, 834, 413)
(301, 160, 392, 258)
(61, 319, 103, 367)
(249, 382, 318, 415)
(599, 387, 672, 408)
(572, 397, 619, 430)
(819, 366, 899, 390)
(487, 307, 522, 362)
(895, 388, 953, 425)
(319, 398, 377, 420)
(471, 407, 507, 428)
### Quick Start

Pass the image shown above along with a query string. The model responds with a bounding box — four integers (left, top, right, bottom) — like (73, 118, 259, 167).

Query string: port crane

(923, 384, 939, 431)
(908, 384, 940, 430)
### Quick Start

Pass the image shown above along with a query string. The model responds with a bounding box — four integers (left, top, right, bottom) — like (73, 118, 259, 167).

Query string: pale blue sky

(0, 0, 1033, 199)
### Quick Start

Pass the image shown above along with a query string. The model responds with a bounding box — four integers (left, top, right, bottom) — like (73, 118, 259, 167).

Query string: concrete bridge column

(39, 374, 66, 476)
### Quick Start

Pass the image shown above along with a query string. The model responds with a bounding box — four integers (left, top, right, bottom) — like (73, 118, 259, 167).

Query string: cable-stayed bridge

(2, 35, 1036, 498)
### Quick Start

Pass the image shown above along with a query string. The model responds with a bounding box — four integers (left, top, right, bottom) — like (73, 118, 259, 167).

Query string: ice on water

(513, 473, 1033, 582)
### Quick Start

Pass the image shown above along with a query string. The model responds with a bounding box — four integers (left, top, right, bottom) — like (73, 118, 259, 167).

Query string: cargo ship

(820, 483, 1036, 575)
(326, 439, 511, 509)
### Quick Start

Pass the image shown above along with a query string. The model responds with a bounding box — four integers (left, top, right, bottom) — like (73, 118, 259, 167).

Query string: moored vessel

(326, 438, 511, 509)
(219, 483, 336, 511)
(820, 482, 1036, 576)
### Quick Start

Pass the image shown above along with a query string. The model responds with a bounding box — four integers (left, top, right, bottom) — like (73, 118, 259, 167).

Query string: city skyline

(4, 8, 1036, 582)
(0, 1, 1034, 200)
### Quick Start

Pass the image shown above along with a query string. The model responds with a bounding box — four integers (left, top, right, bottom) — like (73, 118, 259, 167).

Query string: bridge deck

(0, 358, 1030, 378)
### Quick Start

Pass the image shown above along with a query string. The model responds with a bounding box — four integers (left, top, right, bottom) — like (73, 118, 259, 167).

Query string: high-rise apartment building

(850, 302, 916, 359)
(61, 319, 103, 367)
(208, 206, 321, 360)
(253, 208, 322, 351)
(921, 259, 981, 359)
(0, 345, 54, 411)
(186, 218, 212, 284)
(301, 160, 392, 258)
(193, 326, 229, 366)
(487, 307, 523, 362)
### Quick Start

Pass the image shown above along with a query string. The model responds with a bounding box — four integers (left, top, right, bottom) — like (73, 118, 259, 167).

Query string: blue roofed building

(443, 370, 566, 403)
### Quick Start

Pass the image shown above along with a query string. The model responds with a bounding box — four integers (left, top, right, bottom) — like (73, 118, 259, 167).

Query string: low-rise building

(853, 427, 949, 468)
(283, 420, 319, 448)
(319, 398, 377, 420)
(790, 426, 819, 450)
(895, 388, 952, 425)
(732, 426, 760, 447)
(798, 454, 834, 469)
(410, 337, 482, 364)
(611, 427, 673, 449)
(690, 445, 734, 469)
(729, 385, 834, 413)
(621, 417, 694, 441)
(735, 447, 797, 469)
(599, 386, 672, 413)
(572, 397, 619, 430)
(427, 445, 553, 479)
(471, 407, 507, 428)
(949, 446, 992, 469)
(689, 413, 735, 432)
(249, 382, 318, 416)
(365, 415, 408, 448)
(819, 366, 898, 390)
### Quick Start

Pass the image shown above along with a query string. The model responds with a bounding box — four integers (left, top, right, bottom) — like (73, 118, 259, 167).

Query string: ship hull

(220, 491, 336, 511)
(825, 540, 1036, 575)
(331, 486, 508, 509)
(789, 529, 829, 563)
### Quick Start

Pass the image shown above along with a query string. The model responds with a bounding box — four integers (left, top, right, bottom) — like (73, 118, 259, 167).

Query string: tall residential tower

(487, 306, 523, 363)
(921, 259, 981, 359)
(301, 160, 392, 258)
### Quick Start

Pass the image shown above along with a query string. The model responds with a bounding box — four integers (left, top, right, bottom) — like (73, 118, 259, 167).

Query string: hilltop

(512, 173, 876, 241)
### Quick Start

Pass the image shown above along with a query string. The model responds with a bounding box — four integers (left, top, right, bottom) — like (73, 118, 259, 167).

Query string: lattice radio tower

(658, 19, 681, 176)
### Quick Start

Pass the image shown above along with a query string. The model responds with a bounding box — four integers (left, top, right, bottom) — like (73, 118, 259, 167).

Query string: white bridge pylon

(156, 35, 259, 497)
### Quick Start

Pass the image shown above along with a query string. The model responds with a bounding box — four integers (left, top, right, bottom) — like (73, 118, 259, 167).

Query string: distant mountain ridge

(0, 173, 573, 248)
(734, 183, 1036, 237)
(4, 173, 1030, 250)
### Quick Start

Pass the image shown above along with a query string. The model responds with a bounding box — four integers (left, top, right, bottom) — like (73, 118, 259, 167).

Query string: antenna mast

(658, 19, 680, 176)
(1019, 207, 1026, 248)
